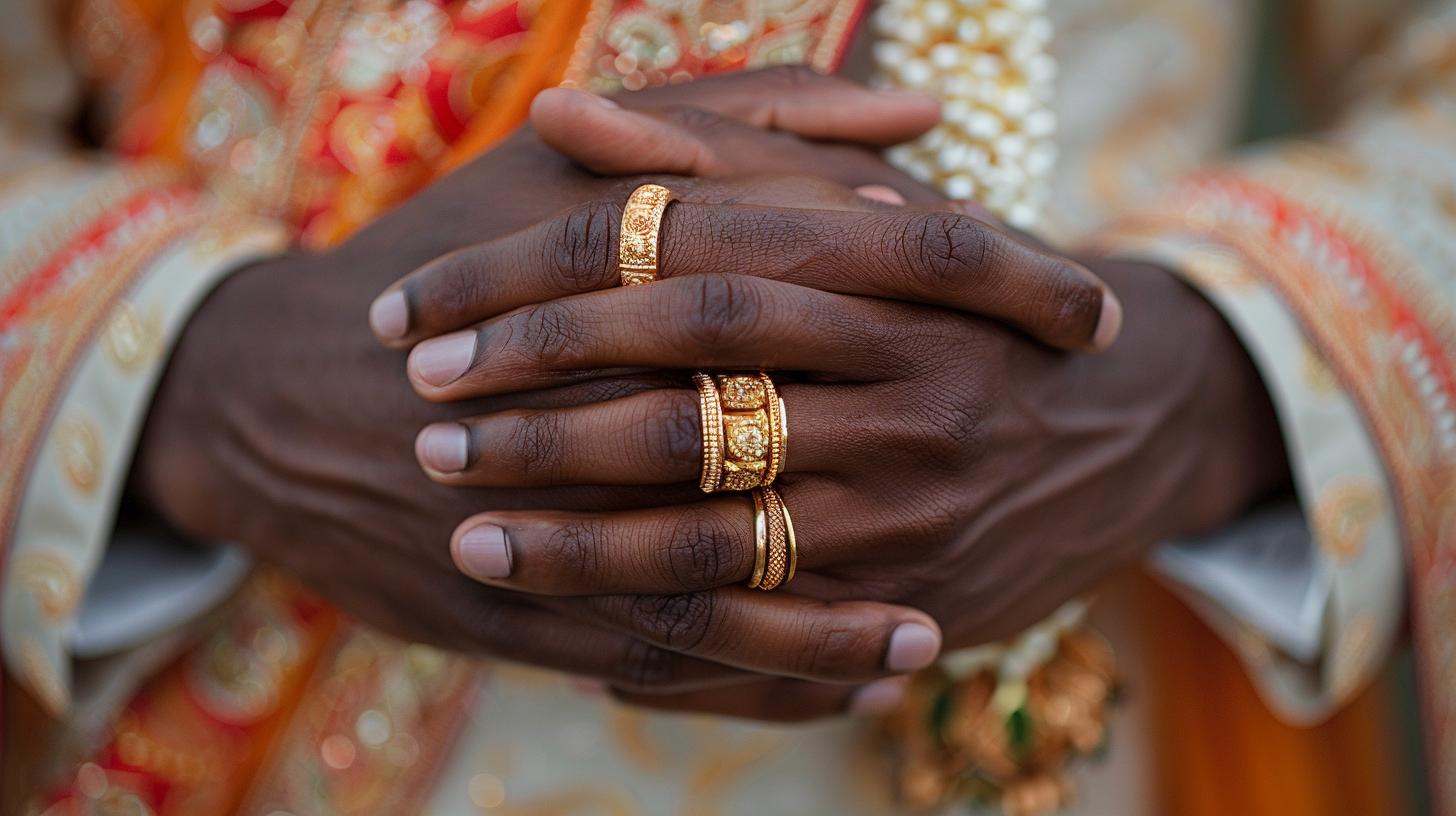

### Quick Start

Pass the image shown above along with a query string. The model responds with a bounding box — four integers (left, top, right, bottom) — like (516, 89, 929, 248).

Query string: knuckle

(662, 507, 737, 589)
(415, 252, 489, 321)
(674, 274, 765, 351)
(628, 592, 716, 650)
(615, 639, 681, 691)
(664, 104, 731, 133)
(538, 518, 606, 587)
(919, 394, 987, 462)
(498, 410, 567, 478)
(799, 621, 882, 679)
(642, 394, 703, 470)
(1038, 262, 1104, 339)
(516, 301, 583, 368)
(546, 200, 618, 292)
(905, 212, 993, 292)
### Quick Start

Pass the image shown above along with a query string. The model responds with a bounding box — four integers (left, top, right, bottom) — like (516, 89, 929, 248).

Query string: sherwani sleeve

(0, 0, 286, 716)
(1097, 2, 1456, 724)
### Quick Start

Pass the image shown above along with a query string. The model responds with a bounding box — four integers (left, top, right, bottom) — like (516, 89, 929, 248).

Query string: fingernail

(411, 331, 476, 386)
(886, 623, 941, 672)
(855, 184, 908, 206)
(457, 523, 512, 579)
(849, 676, 910, 716)
(594, 94, 620, 109)
(1092, 289, 1123, 351)
(369, 290, 408, 339)
(416, 423, 469, 473)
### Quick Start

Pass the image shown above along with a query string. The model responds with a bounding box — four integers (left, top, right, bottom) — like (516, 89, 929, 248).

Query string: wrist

(131, 254, 306, 542)
(1087, 258, 1290, 540)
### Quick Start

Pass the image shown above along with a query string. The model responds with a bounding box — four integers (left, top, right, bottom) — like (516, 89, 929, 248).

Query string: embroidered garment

(0, 0, 1449, 813)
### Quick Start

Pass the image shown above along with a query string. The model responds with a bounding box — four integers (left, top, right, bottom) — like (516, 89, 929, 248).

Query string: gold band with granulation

(618, 183, 676, 286)
(748, 486, 793, 591)
(694, 373, 724, 493)
(703, 373, 786, 492)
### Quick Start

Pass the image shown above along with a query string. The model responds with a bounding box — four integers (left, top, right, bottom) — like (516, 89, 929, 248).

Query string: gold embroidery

(104, 301, 163, 371)
(55, 416, 103, 495)
(1301, 341, 1340, 394)
(14, 552, 82, 620)
(1314, 478, 1386, 561)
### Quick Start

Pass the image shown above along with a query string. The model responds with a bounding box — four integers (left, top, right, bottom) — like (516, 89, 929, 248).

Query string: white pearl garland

(873, 0, 1057, 228)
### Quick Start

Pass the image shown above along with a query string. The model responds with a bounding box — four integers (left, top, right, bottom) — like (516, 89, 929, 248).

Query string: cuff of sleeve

(1, 182, 286, 715)
(1095, 205, 1404, 723)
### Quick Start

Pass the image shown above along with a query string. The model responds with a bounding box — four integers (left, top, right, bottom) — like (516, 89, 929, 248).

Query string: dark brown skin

(134, 69, 1288, 720)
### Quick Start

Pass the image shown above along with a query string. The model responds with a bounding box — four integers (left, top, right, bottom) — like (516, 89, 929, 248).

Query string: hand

(133, 70, 987, 697)
(388, 246, 1288, 718)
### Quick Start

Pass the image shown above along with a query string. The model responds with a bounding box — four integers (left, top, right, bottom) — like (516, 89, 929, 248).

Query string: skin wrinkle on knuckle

(547, 200, 618, 293)
(415, 253, 491, 326)
(1040, 260, 1104, 341)
(662, 506, 736, 589)
(540, 517, 606, 589)
(641, 394, 703, 472)
(616, 638, 680, 690)
(626, 592, 717, 651)
(675, 274, 766, 352)
(665, 104, 732, 134)
(903, 212, 994, 296)
(500, 410, 568, 478)
(801, 622, 882, 679)
(516, 301, 586, 370)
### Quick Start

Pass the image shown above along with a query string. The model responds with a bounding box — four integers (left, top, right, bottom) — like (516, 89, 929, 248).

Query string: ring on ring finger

(695, 372, 788, 492)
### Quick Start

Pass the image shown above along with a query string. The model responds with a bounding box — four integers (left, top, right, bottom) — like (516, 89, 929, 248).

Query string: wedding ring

(694, 373, 725, 493)
(698, 373, 787, 492)
(748, 486, 794, 591)
(618, 183, 676, 286)
(749, 489, 769, 588)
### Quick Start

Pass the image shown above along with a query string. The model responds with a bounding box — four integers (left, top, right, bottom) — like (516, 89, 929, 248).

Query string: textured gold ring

(748, 486, 794, 591)
(693, 373, 725, 493)
(697, 373, 787, 492)
(618, 183, 676, 286)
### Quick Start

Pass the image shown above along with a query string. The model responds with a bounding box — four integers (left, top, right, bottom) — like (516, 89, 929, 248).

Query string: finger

(432, 585, 752, 693)
(567, 587, 942, 684)
(445, 479, 894, 596)
(619, 66, 942, 145)
(530, 89, 942, 201)
(375, 197, 1116, 355)
(538, 68, 940, 149)
(414, 384, 846, 486)
(405, 275, 917, 400)
(612, 675, 911, 722)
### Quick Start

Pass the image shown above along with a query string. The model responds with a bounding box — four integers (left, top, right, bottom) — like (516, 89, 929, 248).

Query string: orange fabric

(1136, 573, 1409, 816)
(442, 0, 592, 171)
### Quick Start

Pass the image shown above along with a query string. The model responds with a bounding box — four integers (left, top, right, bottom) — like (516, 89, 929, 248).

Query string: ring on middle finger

(694, 372, 787, 492)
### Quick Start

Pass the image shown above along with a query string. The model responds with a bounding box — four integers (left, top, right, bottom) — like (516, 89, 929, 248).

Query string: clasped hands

(140, 68, 1282, 722)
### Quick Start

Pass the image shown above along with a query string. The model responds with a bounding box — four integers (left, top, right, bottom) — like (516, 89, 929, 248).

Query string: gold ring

(749, 489, 768, 588)
(748, 486, 794, 591)
(618, 183, 676, 286)
(694, 373, 724, 493)
(698, 373, 787, 492)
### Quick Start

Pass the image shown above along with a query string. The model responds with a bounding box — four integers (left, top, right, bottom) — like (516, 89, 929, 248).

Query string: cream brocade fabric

(1, 0, 1453, 813)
